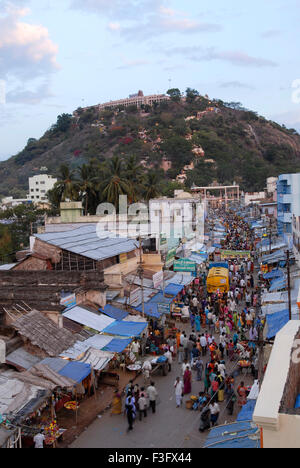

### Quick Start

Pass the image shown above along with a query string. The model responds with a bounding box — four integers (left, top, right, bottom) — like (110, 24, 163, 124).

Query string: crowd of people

(111, 210, 262, 435)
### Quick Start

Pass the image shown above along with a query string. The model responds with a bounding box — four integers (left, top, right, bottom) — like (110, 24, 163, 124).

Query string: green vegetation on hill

(1, 89, 300, 199)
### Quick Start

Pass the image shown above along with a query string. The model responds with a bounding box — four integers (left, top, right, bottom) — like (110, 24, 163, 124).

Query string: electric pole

(287, 249, 292, 321)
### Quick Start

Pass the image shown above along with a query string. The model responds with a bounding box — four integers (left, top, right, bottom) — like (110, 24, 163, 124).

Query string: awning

(204, 421, 260, 449)
(163, 283, 185, 296)
(263, 269, 284, 280)
(269, 276, 287, 292)
(102, 321, 148, 338)
(236, 400, 257, 422)
(62, 305, 116, 332)
(266, 309, 289, 339)
(78, 349, 113, 371)
(103, 338, 132, 353)
(100, 305, 128, 321)
(58, 361, 91, 383)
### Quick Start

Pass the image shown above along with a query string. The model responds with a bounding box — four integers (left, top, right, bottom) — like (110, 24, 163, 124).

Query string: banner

(220, 250, 251, 259)
(153, 271, 163, 289)
(174, 259, 196, 272)
(165, 248, 177, 268)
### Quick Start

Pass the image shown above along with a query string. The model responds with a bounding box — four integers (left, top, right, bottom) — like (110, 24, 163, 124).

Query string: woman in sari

(111, 390, 122, 415)
(237, 381, 247, 407)
(183, 366, 192, 395)
(195, 314, 201, 333)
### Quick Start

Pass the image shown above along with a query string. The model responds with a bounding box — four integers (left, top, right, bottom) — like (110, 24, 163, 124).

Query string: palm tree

(102, 156, 131, 209)
(77, 163, 98, 215)
(53, 164, 79, 203)
(143, 171, 161, 201)
(125, 155, 145, 202)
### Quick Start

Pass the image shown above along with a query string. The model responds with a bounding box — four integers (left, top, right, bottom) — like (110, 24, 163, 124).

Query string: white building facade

(27, 174, 57, 203)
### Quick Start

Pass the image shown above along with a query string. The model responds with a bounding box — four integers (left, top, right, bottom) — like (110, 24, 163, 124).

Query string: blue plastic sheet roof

(102, 321, 148, 337)
(266, 309, 289, 339)
(103, 338, 132, 353)
(236, 400, 257, 422)
(269, 276, 287, 292)
(100, 305, 128, 321)
(263, 269, 284, 280)
(164, 283, 185, 297)
(204, 421, 260, 449)
(135, 303, 162, 319)
(58, 361, 91, 383)
(148, 292, 174, 305)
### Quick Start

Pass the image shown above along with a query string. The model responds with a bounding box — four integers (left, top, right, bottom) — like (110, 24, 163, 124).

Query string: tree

(52, 164, 79, 202)
(185, 88, 199, 103)
(166, 88, 181, 102)
(143, 172, 161, 201)
(102, 156, 131, 209)
(78, 164, 98, 215)
(124, 155, 145, 203)
(52, 113, 73, 133)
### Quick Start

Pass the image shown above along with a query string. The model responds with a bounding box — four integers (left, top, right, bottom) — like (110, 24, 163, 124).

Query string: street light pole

(287, 250, 292, 321)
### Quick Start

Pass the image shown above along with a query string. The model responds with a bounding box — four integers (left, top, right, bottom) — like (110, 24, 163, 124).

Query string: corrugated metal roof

(62, 305, 115, 332)
(78, 348, 113, 371)
(35, 225, 138, 261)
(0, 264, 17, 270)
(6, 347, 42, 370)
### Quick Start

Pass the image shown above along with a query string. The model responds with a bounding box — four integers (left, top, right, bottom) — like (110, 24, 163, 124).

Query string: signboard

(174, 259, 196, 272)
(119, 252, 127, 264)
(130, 287, 140, 304)
(153, 271, 163, 289)
(157, 303, 171, 314)
(165, 248, 177, 268)
(60, 293, 76, 309)
(220, 250, 251, 259)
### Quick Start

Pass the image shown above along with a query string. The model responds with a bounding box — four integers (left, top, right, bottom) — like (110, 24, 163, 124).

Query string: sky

(0, 0, 299, 161)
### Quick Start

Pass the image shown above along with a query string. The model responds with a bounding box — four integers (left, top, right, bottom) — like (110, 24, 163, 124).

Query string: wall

(143, 254, 164, 273)
(262, 413, 300, 448)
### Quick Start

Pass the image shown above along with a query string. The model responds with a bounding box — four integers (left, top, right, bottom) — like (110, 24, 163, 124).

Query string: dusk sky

(0, 0, 299, 161)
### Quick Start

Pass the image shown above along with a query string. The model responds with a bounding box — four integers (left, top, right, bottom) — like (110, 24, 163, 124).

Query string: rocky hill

(1, 95, 300, 198)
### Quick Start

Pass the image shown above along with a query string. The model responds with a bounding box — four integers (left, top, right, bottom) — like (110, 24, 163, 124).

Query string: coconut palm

(102, 156, 131, 209)
(125, 155, 145, 202)
(77, 163, 98, 215)
(53, 164, 79, 202)
(143, 171, 161, 201)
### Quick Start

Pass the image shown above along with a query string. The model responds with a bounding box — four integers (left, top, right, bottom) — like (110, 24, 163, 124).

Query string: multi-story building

(27, 174, 57, 203)
(98, 90, 170, 110)
(277, 173, 300, 245)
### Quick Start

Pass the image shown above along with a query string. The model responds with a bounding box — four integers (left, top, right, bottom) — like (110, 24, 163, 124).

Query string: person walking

(125, 395, 136, 432)
(147, 381, 158, 414)
(137, 388, 148, 421)
(174, 377, 184, 408)
(209, 400, 220, 426)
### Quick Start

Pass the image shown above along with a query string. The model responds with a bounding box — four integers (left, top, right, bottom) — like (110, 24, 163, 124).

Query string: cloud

(0, 6, 59, 81)
(261, 29, 282, 39)
(165, 46, 278, 68)
(116, 59, 149, 70)
(219, 81, 255, 90)
(71, 0, 222, 41)
(0, 4, 58, 106)
(70, 0, 163, 19)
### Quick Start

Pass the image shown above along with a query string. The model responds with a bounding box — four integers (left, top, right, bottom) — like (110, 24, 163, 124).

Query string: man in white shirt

(200, 334, 207, 356)
(34, 432, 45, 449)
(147, 382, 158, 414)
(164, 349, 173, 372)
(174, 377, 184, 407)
(131, 340, 140, 359)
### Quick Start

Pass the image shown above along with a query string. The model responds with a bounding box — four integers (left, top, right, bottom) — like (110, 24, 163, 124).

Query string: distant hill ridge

(1, 92, 300, 198)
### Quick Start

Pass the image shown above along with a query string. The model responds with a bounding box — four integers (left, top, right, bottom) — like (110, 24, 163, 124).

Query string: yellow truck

(207, 262, 230, 294)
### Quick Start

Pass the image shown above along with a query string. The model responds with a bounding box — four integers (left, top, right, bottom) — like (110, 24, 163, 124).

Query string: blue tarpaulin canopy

(135, 303, 162, 319)
(103, 338, 132, 353)
(263, 269, 284, 280)
(269, 276, 287, 292)
(266, 309, 289, 339)
(204, 421, 260, 449)
(236, 400, 257, 422)
(163, 283, 184, 296)
(102, 321, 148, 337)
(209, 262, 229, 269)
(100, 305, 128, 321)
(58, 361, 91, 383)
